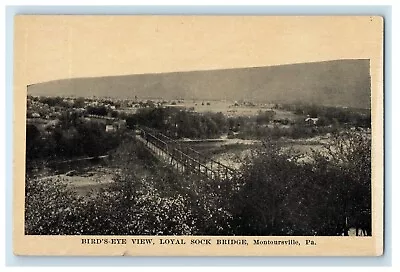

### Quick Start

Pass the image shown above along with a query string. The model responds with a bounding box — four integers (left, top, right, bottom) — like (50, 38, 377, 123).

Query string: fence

(135, 127, 237, 181)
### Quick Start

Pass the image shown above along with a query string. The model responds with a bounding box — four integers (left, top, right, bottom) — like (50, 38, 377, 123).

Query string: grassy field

(165, 100, 273, 117)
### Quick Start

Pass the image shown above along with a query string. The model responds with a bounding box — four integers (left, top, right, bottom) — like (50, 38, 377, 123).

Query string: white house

(105, 124, 116, 132)
(305, 117, 319, 125)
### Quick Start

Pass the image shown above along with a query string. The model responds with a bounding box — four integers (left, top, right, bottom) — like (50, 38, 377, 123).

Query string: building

(105, 124, 116, 132)
(305, 117, 319, 126)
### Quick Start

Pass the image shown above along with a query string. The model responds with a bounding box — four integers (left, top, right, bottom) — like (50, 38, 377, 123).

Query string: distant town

(27, 95, 371, 135)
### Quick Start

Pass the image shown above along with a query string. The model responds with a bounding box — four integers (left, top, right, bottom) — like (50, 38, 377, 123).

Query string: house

(105, 124, 116, 132)
(305, 117, 319, 126)
(105, 120, 126, 132)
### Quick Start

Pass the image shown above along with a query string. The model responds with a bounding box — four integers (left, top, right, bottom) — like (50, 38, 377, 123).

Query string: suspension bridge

(134, 127, 237, 181)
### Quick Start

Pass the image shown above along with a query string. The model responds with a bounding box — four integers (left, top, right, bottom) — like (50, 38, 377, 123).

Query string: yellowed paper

(14, 15, 384, 256)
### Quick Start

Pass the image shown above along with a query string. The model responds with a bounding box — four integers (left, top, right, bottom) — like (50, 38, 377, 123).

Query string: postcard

(13, 15, 384, 256)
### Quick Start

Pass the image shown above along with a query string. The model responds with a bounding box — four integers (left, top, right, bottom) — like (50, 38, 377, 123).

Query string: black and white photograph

(14, 15, 384, 256)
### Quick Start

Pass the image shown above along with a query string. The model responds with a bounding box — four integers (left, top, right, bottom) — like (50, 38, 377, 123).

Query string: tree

(26, 124, 41, 161)
(86, 105, 108, 116)
(256, 110, 276, 125)
(312, 131, 371, 235)
(111, 110, 119, 118)
(73, 97, 85, 108)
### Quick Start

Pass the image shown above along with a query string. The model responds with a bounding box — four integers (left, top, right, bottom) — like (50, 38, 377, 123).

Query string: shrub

(25, 173, 198, 235)
(231, 132, 371, 236)
(25, 176, 86, 235)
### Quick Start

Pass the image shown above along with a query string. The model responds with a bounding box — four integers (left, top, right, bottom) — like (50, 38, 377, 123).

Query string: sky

(14, 16, 383, 85)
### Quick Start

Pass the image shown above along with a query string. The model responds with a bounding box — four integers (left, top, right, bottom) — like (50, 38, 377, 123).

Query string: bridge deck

(135, 127, 236, 181)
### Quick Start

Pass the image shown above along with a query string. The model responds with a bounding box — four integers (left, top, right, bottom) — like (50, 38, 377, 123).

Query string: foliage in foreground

(25, 132, 371, 236)
(25, 175, 196, 235)
(25, 140, 232, 235)
(232, 131, 371, 236)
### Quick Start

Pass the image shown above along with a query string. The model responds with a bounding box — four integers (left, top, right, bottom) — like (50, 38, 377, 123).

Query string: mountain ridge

(27, 59, 371, 109)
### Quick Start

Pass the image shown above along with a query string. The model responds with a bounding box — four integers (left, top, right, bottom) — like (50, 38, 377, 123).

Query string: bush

(86, 105, 108, 116)
(231, 132, 371, 236)
(256, 110, 276, 125)
(25, 172, 198, 235)
(25, 176, 86, 235)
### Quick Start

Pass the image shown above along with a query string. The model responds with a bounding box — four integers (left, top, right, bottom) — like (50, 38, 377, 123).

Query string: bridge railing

(136, 127, 237, 180)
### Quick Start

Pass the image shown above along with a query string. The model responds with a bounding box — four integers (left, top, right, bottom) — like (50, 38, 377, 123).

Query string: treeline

(32, 96, 120, 109)
(27, 96, 121, 120)
(125, 106, 368, 140)
(85, 105, 119, 118)
(126, 107, 229, 139)
(38, 96, 73, 108)
(26, 112, 121, 168)
(274, 103, 371, 128)
(25, 131, 371, 236)
(234, 124, 339, 140)
(126, 107, 280, 139)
